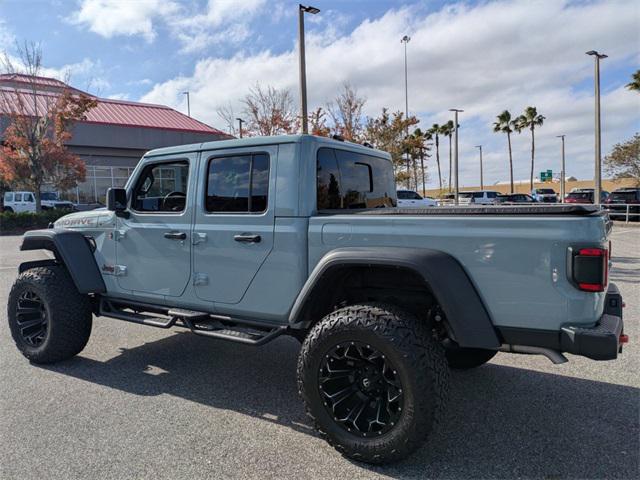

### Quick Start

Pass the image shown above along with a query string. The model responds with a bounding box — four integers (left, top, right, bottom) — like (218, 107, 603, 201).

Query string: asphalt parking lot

(0, 226, 638, 480)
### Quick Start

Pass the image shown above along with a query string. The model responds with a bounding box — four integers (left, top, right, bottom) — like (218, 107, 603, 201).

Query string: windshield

(40, 192, 59, 201)
(459, 192, 475, 198)
(536, 189, 555, 194)
(397, 191, 422, 200)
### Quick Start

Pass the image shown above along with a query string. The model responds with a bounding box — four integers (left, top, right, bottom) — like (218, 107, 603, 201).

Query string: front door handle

(234, 234, 261, 243)
(164, 231, 187, 240)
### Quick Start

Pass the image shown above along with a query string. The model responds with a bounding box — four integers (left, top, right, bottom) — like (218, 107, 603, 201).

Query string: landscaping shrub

(0, 210, 70, 234)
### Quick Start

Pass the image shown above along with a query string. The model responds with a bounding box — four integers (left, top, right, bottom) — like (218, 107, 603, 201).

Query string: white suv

(397, 190, 437, 208)
(458, 190, 500, 205)
(3, 191, 74, 213)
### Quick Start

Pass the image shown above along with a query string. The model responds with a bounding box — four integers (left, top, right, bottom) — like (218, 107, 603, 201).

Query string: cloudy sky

(1, 0, 638, 188)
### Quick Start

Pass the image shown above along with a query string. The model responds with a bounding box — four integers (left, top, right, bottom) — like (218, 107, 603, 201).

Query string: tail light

(571, 246, 608, 292)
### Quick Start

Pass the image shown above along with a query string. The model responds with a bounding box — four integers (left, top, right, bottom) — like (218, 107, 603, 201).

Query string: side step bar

(98, 299, 287, 346)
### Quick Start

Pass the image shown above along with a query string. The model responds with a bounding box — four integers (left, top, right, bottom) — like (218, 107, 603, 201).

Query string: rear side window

(14, 193, 22, 201)
(206, 153, 269, 213)
(317, 148, 396, 209)
(4, 192, 13, 202)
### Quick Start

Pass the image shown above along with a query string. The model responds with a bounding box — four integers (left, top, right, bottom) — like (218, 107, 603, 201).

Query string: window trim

(129, 158, 190, 216)
(203, 151, 271, 215)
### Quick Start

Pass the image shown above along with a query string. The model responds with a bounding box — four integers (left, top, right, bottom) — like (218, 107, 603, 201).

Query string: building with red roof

(0, 74, 232, 205)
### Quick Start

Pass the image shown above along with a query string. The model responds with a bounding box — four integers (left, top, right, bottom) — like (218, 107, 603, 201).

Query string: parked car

(497, 193, 536, 203)
(565, 189, 609, 204)
(8, 135, 626, 464)
(531, 188, 558, 203)
(458, 190, 500, 205)
(436, 193, 455, 206)
(2, 191, 74, 213)
(397, 190, 436, 207)
(605, 187, 640, 221)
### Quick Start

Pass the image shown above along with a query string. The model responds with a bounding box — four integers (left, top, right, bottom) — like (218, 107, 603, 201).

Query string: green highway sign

(540, 169, 553, 182)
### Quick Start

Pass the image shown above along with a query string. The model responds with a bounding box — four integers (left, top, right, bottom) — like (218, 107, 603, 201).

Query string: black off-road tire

(297, 303, 449, 464)
(445, 347, 497, 369)
(8, 265, 92, 364)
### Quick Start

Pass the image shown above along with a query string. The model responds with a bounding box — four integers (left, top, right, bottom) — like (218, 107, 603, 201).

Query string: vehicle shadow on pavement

(39, 332, 639, 479)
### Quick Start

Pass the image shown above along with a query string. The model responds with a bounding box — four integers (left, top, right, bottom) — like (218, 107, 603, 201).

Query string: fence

(603, 205, 640, 223)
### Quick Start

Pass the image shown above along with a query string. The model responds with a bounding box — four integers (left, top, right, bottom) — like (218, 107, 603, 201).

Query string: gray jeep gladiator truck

(8, 135, 626, 463)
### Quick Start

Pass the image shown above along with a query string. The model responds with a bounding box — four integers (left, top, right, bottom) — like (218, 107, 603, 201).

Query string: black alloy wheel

(15, 290, 48, 347)
(319, 341, 403, 437)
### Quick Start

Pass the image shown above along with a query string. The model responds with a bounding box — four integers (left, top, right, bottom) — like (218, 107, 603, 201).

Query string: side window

(132, 161, 189, 212)
(15, 193, 22, 202)
(5, 193, 13, 202)
(25, 193, 34, 202)
(473, 192, 484, 199)
(205, 153, 270, 213)
(317, 149, 342, 209)
(317, 148, 395, 210)
(487, 192, 497, 199)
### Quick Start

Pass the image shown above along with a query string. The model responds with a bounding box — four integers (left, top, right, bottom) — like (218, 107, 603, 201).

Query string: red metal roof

(0, 75, 229, 136)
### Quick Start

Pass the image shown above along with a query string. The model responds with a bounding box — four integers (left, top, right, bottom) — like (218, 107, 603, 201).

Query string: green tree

(365, 109, 419, 185)
(493, 110, 517, 193)
(605, 133, 640, 185)
(626, 69, 640, 93)
(514, 106, 545, 190)
(427, 123, 443, 191)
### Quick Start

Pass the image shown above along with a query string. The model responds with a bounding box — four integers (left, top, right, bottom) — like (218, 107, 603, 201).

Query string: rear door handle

(164, 231, 187, 240)
(234, 234, 261, 243)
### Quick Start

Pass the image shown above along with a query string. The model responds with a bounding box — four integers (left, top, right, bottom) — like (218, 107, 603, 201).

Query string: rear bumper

(497, 283, 626, 361)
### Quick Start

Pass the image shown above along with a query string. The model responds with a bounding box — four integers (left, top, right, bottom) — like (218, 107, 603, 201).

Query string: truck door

(115, 154, 196, 297)
(192, 146, 276, 304)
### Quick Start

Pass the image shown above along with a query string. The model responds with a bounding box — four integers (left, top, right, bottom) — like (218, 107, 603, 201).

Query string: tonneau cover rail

(319, 205, 601, 216)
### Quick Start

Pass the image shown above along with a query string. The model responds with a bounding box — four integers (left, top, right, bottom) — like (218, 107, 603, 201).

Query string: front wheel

(297, 303, 449, 464)
(8, 266, 92, 364)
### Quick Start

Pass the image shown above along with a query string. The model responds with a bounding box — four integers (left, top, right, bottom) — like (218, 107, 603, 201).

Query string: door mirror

(107, 188, 128, 217)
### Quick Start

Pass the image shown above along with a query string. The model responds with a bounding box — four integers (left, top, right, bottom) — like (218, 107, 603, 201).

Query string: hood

(54, 208, 116, 230)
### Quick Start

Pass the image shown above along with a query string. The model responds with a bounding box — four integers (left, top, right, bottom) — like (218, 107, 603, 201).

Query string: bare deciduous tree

(327, 83, 366, 142)
(242, 83, 297, 136)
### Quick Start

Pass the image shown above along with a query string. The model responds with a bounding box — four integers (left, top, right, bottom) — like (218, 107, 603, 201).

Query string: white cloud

(141, 0, 640, 186)
(69, 0, 264, 51)
(0, 19, 15, 49)
(70, 0, 179, 42)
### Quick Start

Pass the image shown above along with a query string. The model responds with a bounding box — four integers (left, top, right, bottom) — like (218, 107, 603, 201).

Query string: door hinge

(192, 232, 207, 245)
(193, 273, 209, 286)
(109, 230, 126, 241)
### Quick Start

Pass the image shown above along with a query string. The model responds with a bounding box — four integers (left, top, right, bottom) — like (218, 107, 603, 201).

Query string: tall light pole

(556, 135, 566, 203)
(236, 117, 245, 138)
(475, 145, 483, 190)
(449, 109, 463, 205)
(586, 50, 607, 206)
(183, 91, 190, 117)
(401, 35, 411, 183)
(298, 4, 320, 134)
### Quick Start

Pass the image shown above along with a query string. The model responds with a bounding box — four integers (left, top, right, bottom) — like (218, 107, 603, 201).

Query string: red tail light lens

(572, 247, 608, 292)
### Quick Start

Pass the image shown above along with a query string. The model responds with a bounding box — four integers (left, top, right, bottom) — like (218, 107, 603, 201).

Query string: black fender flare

(288, 247, 500, 349)
(19, 229, 106, 294)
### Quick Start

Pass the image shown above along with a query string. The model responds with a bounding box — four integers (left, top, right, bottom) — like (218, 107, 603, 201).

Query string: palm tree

(440, 121, 455, 191)
(493, 110, 516, 193)
(514, 106, 545, 191)
(410, 128, 431, 194)
(626, 69, 640, 93)
(427, 123, 443, 192)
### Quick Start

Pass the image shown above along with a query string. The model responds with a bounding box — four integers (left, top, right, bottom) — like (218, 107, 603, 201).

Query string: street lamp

(298, 4, 320, 134)
(401, 35, 411, 182)
(183, 91, 190, 117)
(586, 50, 607, 206)
(475, 145, 483, 190)
(449, 109, 463, 205)
(556, 135, 566, 203)
(236, 117, 245, 139)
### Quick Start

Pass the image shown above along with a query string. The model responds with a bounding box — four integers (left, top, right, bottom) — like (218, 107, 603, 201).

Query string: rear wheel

(445, 347, 497, 369)
(8, 266, 92, 364)
(298, 303, 449, 464)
